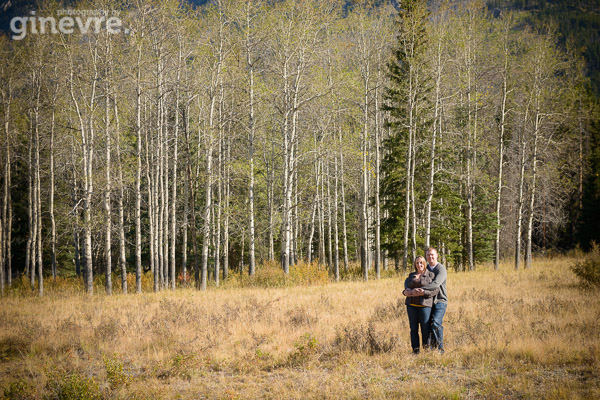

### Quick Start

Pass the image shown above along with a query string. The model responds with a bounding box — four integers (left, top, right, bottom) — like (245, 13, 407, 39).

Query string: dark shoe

(412, 348, 420, 355)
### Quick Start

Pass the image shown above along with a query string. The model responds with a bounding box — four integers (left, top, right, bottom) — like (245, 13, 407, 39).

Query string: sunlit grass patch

(1, 255, 599, 398)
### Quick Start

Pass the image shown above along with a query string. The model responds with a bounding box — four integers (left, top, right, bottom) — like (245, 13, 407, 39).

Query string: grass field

(1, 257, 599, 399)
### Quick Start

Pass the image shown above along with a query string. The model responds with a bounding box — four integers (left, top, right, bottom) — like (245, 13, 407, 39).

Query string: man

(403, 247, 447, 353)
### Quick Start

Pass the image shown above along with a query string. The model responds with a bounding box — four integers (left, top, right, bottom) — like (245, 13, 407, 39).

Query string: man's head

(425, 247, 438, 267)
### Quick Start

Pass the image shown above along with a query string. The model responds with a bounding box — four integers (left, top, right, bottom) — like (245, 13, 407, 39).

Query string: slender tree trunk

(114, 93, 127, 294)
(50, 101, 56, 280)
(326, 161, 333, 268)
(27, 114, 34, 287)
(2, 78, 12, 291)
(82, 49, 99, 295)
(307, 147, 320, 264)
(515, 107, 529, 271)
(246, 3, 256, 276)
(145, 105, 157, 291)
(333, 154, 340, 281)
(266, 131, 275, 262)
(35, 101, 42, 297)
(410, 129, 417, 262)
(170, 46, 181, 290)
(182, 101, 190, 285)
(189, 101, 200, 287)
(281, 62, 291, 273)
(214, 86, 225, 285)
(201, 98, 216, 291)
(6, 159, 11, 286)
(426, 38, 442, 251)
(214, 126, 222, 282)
(465, 46, 475, 272)
(156, 58, 165, 291)
(163, 97, 170, 290)
(526, 104, 541, 269)
(104, 68, 112, 296)
(223, 136, 230, 280)
(307, 185, 318, 265)
(71, 142, 81, 279)
(339, 128, 349, 273)
(495, 37, 509, 271)
(318, 159, 326, 264)
(374, 82, 381, 280)
(361, 67, 370, 281)
(293, 166, 299, 265)
(30, 73, 42, 296)
(402, 109, 413, 272)
(135, 40, 143, 293)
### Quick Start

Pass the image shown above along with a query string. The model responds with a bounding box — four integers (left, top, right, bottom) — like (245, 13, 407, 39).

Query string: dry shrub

(4, 275, 38, 297)
(286, 306, 318, 327)
(332, 322, 399, 355)
(369, 299, 405, 323)
(287, 333, 320, 366)
(155, 352, 200, 381)
(226, 260, 329, 288)
(340, 261, 400, 281)
(288, 261, 330, 285)
(0, 335, 30, 362)
(571, 242, 600, 287)
(94, 316, 121, 341)
(111, 272, 154, 294)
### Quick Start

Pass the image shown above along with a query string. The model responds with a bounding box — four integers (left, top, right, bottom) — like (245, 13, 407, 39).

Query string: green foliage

(48, 373, 102, 400)
(578, 119, 600, 249)
(380, 0, 433, 260)
(571, 242, 600, 287)
(104, 355, 129, 388)
(472, 182, 498, 263)
(287, 333, 319, 366)
(3, 379, 34, 400)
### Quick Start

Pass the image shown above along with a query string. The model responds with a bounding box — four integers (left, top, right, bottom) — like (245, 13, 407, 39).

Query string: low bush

(287, 332, 319, 366)
(332, 322, 399, 355)
(3, 379, 35, 400)
(104, 355, 129, 388)
(47, 373, 102, 400)
(225, 260, 330, 288)
(571, 242, 600, 287)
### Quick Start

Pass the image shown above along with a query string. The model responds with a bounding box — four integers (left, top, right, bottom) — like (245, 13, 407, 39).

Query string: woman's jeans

(406, 305, 432, 352)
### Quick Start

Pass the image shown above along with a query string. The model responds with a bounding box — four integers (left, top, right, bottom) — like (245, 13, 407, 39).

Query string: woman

(402, 256, 440, 354)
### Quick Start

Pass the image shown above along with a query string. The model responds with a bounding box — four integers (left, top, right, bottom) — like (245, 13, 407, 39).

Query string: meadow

(1, 257, 599, 399)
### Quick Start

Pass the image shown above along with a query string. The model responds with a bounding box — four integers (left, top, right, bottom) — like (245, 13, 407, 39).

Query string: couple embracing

(402, 247, 447, 354)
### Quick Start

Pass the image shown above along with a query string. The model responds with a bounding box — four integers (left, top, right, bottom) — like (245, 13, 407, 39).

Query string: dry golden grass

(1, 256, 599, 399)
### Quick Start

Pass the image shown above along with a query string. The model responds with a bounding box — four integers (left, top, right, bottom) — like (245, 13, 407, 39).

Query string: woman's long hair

(413, 256, 426, 271)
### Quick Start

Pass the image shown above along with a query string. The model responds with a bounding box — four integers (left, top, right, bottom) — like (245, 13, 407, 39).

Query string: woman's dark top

(404, 270, 440, 307)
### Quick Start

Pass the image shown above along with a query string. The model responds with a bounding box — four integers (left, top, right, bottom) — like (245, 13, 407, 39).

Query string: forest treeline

(0, 0, 597, 295)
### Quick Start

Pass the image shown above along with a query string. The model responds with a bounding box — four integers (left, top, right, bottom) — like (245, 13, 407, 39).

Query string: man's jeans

(429, 302, 447, 351)
(406, 305, 432, 352)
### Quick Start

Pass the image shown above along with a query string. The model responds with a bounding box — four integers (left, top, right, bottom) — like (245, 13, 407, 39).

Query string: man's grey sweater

(421, 263, 447, 304)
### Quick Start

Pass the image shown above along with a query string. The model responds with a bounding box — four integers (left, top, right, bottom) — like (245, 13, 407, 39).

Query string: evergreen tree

(381, 0, 432, 271)
(578, 118, 600, 249)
